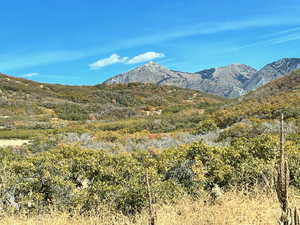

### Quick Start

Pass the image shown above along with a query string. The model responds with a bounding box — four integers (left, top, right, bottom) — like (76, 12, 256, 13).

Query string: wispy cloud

(223, 25, 300, 53)
(0, 50, 90, 71)
(89, 51, 165, 69)
(23, 72, 39, 77)
(127, 52, 165, 64)
(262, 26, 300, 45)
(89, 54, 128, 70)
(261, 26, 300, 38)
(121, 16, 300, 48)
(2, 15, 300, 71)
(268, 33, 300, 45)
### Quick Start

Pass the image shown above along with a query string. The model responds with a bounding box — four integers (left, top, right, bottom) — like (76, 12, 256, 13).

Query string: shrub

(186, 135, 278, 188)
(194, 119, 218, 135)
(0, 133, 299, 215)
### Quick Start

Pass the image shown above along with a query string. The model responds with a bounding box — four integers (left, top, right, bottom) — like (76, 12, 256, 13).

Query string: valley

(1, 61, 300, 225)
(2, 1, 300, 223)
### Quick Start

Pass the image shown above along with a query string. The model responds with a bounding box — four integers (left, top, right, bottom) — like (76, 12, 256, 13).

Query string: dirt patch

(0, 140, 30, 147)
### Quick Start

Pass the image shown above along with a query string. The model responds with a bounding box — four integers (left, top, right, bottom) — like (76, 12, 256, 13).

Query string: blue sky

(1, 0, 300, 85)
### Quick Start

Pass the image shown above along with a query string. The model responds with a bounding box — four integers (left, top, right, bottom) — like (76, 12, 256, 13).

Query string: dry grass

(1, 190, 299, 225)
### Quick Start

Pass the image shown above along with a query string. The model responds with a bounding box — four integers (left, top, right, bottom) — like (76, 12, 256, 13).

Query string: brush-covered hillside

(0, 73, 226, 139)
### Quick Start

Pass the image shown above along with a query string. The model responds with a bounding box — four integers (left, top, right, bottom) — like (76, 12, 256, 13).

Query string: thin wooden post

(275, 113, 300, 225)
(294, 208, 300, 225)
(146, 171, 156, 225)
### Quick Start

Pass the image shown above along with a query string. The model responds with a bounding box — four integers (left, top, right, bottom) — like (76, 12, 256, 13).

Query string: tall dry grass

(1, 190, 299, 225)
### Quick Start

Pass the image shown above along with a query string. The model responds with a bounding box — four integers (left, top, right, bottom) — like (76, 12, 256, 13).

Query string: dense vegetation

(0, 70, 300, 221)
(1, 133, 300, 215)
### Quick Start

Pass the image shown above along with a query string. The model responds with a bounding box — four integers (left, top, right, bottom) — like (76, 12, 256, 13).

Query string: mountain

(194, 64, 257, 97)
(244, 58, 300, 91)
(104, 61, 194, 88)
(104, 58, 300, 98)
(244, 68, 300, 100)
(104, 62, 257, 98)
(214, 68, 300, 127)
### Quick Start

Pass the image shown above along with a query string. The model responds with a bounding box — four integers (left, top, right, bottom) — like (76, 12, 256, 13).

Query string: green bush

(0, 133, 299, 215)
(186, 135, 278, 187)
(194, 119, 218, 135)
(0, 145, 191, 214)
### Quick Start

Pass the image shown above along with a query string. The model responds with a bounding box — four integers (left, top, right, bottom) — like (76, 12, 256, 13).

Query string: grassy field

(1, 190, 298, 225)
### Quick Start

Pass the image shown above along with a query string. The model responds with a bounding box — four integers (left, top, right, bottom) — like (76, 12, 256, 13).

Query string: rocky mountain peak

(144, 61, 160, 67)
(244, 58, 300, 91)
(103, 61, 175, 85)
(133, 61, 166, 72)
(229, 63, 256, 71)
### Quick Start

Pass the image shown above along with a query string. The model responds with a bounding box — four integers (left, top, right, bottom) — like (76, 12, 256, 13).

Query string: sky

(1, 0, 300, 85)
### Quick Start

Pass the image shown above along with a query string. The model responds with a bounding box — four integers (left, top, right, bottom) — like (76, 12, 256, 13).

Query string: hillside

(2, 65, 300, 135)
(0, 73, 226, 133)
(213, 68, 300, 127)
(244, 68, 300, 99)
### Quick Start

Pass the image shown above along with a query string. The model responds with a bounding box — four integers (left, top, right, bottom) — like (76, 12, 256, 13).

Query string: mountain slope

(244, 68, 300, 100)
(214, 69, 300, 127)
(104, 62, 257, 98)
(104, 61, 193, 88)
(244, 58, 300, 91)
(194, 64, 257, 97)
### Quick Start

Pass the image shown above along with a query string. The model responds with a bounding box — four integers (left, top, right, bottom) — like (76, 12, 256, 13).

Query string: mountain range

(104, 58, 300, 98)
